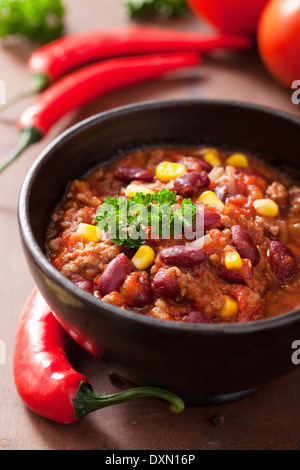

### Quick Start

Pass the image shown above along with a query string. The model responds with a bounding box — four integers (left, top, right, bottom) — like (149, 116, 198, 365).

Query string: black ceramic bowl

(18, 99, 300, 404)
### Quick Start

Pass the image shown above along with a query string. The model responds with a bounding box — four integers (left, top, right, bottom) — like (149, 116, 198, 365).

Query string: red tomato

(187, 0, 269, 37)
(258, 0, 300, 88)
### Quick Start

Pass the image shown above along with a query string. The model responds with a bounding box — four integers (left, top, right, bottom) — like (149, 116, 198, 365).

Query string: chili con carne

(46, 146, 300, 323)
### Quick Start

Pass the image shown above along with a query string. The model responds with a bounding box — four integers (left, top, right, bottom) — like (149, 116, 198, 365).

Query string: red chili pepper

(13, 289, 185, 424)
(0, 51, 199, 172)
(1, 26, 252, 109)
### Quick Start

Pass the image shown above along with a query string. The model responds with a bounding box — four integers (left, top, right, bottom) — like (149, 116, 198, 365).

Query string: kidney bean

(72, 276, 94, 293)
(289, 185, 300, 215)
(186, 311, 212, 323)
(185, 209, 221, 239)
(114, 165, 153, 182)
(231, 225, 260, 266)
(216, 267, 246, 284)
(160, 245, 206, 267)
(152, 268, 180, 298)
(120, 271, 153, 308)
(268, 241, 296, 282)
(198, 158, 213, 173)
(173, 170, 209, 197)
(99, 253, 132, 296)
(203, 209, 221, 230)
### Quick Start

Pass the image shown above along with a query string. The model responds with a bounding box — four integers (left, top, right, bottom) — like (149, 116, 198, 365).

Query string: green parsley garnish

(123, 0, 189, 19)
(95, 189, 197, 248)
(0, 0, 65, 44)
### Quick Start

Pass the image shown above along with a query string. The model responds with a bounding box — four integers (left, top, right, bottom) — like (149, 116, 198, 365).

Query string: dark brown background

(1, 0, 300, 450)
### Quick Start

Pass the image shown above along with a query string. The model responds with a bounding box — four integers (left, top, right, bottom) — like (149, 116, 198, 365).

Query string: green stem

(0, 87, 37, 112)
(73, 381, 185, 419)
(0, 73, 50, 112)
(0, 126, 42, 172)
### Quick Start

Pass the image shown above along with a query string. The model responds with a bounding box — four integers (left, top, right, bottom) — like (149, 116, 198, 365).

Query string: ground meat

(289, 185, 300, 215)
(101, 291, 125, 308)
(59, 241, 121, 278)
(59, 206, 96, 230)
(255, 216, 288, 240)
(149, 299, 191, 321)
(265, 182, 289, 205)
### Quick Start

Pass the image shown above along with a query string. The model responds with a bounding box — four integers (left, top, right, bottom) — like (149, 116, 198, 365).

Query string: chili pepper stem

(73, 381, 185, 419)
(0, 88, 36, 112)
(0, 73, 49, 112)
(0, 126, 42, 172)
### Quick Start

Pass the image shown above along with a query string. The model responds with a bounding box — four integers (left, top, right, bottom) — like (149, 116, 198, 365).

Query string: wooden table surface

(1, 0, 300, 451)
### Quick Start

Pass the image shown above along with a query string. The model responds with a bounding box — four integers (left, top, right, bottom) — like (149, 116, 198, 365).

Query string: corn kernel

(198, 190, 224, 210)
(125, 184, 154, 198)
(224, 250, 242, 270)
(77, 223, 102, 243)
(220, 295, 238, 319)
(226, 153, 249, 168)
(203, 150, 222, 167)
(253, 198, 279, 217)
(131, 245, 155, 270)
(155, 161, 187, 182)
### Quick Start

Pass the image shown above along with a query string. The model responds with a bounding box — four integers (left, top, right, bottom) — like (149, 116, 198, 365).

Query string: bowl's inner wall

(25, 101, 300, 249)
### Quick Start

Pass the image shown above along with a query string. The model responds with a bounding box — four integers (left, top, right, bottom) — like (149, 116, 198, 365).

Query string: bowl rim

(18, 97, 300, 335)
